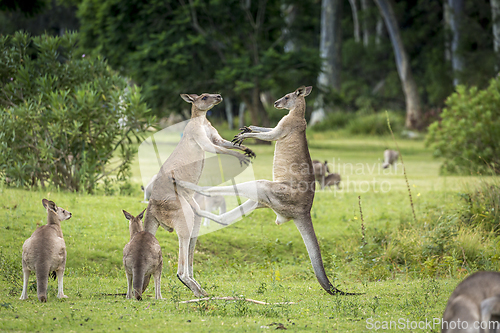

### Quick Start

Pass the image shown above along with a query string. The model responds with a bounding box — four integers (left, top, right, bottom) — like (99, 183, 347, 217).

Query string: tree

(0, 32, 153, 192)
(492, 0, 500, 70)
(373, 0, 422, 129)
(78, 0, 320, 123)
(447, 0, 465, 86)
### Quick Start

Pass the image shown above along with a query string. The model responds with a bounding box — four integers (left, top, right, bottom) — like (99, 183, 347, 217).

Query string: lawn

(0, 128, 497, 332)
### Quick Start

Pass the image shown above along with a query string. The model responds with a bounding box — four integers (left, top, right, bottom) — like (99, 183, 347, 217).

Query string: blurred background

(2, 0, 498, 129)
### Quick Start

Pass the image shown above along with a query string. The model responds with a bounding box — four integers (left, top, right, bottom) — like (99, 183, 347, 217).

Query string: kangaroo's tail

(133, 264, 145, 300)
(36, 264, 49, 302)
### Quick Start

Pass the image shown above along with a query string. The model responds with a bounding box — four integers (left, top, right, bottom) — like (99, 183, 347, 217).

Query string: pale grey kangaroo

(20, 199, 72, 302)
(122, 210, 163, 300)
(442, 271, 500, 333)
(176, 86, 355, 295)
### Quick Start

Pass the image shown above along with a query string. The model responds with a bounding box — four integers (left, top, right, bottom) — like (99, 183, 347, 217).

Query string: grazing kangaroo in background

(312, 160, 330, 189)
(20, 199, 72, 302)
(382, 149, 399, 169)
(122, 210, 163, 300)
(324, 173, 341, 189)
(143, 93, 255, 297)
(193, 192, 226, 227)
(176, 86, 354, 295)
(442, 271, 500, 333)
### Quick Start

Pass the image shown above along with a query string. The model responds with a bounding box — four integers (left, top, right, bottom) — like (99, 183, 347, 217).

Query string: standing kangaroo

(442, 271, 500, 333)
(143, 93, 255, 297)
(122, 210, 163, 300)
(20, 199, 72, 302)
(176, 86, 353, 295)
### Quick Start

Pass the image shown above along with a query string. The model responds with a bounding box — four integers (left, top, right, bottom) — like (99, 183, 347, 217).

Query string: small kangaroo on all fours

(122, 210, 163, 300)
(442, 271, 500, 333)
(20, 199, 72, 302)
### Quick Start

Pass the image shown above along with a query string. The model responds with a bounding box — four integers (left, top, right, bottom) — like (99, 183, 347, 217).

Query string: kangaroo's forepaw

(239, 126, 252, 134)
(244, 148, 256, 158)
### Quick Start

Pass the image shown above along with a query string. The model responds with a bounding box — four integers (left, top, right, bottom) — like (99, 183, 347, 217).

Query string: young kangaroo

(382, 149, 399, 169)
(20, 199, 72, 302)
(442, 271, 500, 333)
(324, 172, 341, 189)
(143, 93, 255, 297)
(122, 210, 162, 300)
(312, 160, 330, 189)
(176, 86, 354, 295)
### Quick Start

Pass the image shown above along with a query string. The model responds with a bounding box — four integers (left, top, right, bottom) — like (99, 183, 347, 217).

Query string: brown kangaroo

(143, 93, 255, 297)
(20, 199, 72, 302)
(122, 210, 163, 300)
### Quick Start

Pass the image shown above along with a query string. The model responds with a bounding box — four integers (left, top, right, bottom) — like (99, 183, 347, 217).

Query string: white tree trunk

(375, 14, 384, 46)
(447, 0, 464, 86)
(361, 0, 371, 46)
(374, 0, 422, 129)
(318, 0, 342, 89)
(225, 98, 234, 130)
(491, 0, 500, 70)
(348, 0, 361, 43)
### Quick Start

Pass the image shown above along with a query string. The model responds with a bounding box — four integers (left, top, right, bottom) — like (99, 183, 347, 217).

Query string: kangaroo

(382, 149, 399, 169)
(324, 172, 341, 189)
(442, 271, 500, 333)
(143, 93, 255, 297)
(122, 210, 163, 300)
(20, 199, 72, 302)
(141, 174, 158, 203)
(175, 86, 354, 295)
(312, 160, 330, 189)
(193, 192, 226, 227)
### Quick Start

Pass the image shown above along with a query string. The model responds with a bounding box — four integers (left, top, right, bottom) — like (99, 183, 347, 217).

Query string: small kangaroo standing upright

(20, 199, 72, 302)
(122, 210, 163, 300)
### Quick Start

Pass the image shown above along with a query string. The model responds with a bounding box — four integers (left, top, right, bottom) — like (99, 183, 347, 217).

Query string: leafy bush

(0, 31, 154, 192)
(346, 111, 404, 136)
(426, 77, 500, 175)
(311, 110, 404, 136)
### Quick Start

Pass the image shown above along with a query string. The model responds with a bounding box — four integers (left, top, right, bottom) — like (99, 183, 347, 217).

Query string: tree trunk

(444, 2, 452, 62)
(224, 98, 234, 130)
(360, 0, 371, 47)
(491, 0, 500, 70)
(447, 0, 464, 86)
(374, 0, 422, 130)
(238, 102, 245, 129)
(375, 14, 384, 46)
(242, 87, 270, 128)
(318, 0, 342, 90)
(348, 0, 361, 43)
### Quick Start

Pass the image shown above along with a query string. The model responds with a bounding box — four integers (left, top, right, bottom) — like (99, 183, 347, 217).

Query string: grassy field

(0, 129, 498, 332)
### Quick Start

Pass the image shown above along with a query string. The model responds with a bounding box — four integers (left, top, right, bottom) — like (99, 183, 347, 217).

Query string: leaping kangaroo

(143, 93, 255, 297)
(175, 86, 355, 295)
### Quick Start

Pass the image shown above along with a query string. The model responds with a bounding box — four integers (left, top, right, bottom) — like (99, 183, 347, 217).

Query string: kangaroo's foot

(177, 274, 208, 297)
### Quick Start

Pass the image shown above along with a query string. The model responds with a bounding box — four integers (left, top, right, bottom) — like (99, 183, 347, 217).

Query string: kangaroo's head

(180, 93, 223, 113)
(324, 161, 330, 174)
(123, 209, 145, 239)
(42, 199, 72, 223)
(274, 86, 312, 111)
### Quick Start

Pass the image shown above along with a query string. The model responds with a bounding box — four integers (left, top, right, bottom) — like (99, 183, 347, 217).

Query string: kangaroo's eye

(285, 97, 289, 100)
(202, 96, 208, 101)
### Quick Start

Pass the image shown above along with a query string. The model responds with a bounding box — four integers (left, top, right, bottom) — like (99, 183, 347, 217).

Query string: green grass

(0, 130, 498, 332)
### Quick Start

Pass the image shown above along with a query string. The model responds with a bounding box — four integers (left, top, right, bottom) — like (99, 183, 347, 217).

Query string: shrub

(0, 31, 154, 192)
(460, 181, 500, 234)
(310, 112, 354, 132)
(346, 111, 404, 136)
(426, 77, 500, 175)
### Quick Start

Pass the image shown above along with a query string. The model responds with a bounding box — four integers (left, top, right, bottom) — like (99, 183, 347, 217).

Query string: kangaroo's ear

(42, 199, 57, 212)
(122, 210, 134, 221)
(296, 86, 312, 97)
(137, 209, 146, 221)
(180, 94, 198, 103)
(140, 185, 144, 191)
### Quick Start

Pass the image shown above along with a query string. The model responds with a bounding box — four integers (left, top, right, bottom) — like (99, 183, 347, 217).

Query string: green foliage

(0, 31, 154, 192)
(77, 0, 321, 116)
(426, 77, 500, 175)
(460, 181, 500, 234)
(310, 111, 404, 136)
